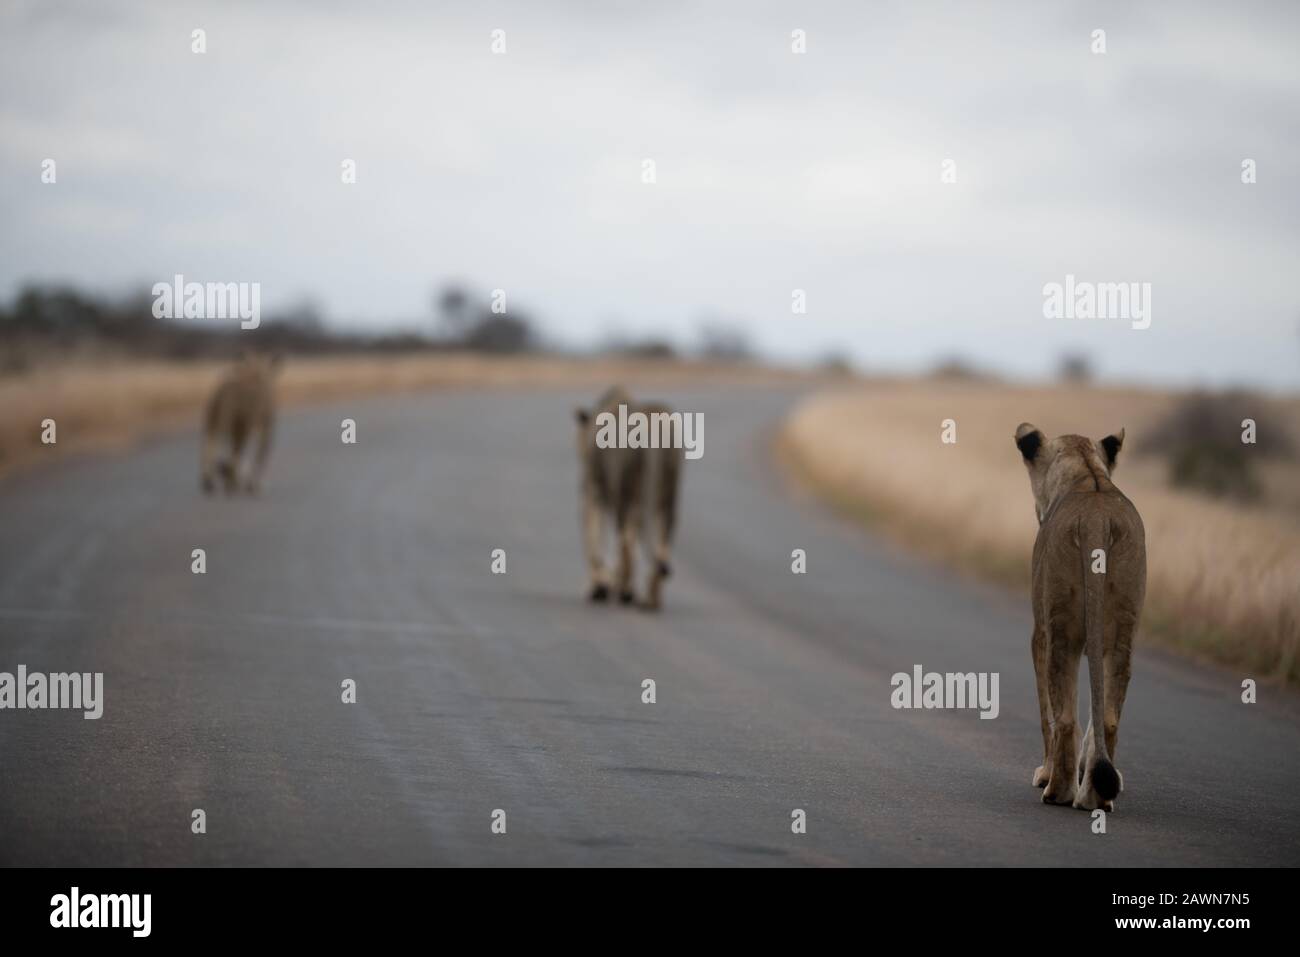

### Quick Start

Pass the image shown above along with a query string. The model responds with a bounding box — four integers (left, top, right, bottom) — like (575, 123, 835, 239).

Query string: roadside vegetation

(779, 379, 1300, 684)
(0, 283, 790, 476)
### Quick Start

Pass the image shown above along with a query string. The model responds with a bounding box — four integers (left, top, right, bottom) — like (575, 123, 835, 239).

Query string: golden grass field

(779, 380, 1300, 684)
(0, 353, 815, 477)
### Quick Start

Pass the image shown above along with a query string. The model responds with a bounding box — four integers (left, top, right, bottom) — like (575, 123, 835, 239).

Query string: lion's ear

(1099, 428, 1125, 470)
(1015, 423, 1044, 463)
(574, 408, 590, 426)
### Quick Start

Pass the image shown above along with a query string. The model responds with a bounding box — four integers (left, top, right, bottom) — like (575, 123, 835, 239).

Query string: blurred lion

(574, 386, 683, 609)
(200, 353, 281, 495)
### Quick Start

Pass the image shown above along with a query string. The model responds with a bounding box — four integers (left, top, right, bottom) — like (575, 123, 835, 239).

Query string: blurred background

(1, 0, 1298, 680)
(1, 0, 1297, 384)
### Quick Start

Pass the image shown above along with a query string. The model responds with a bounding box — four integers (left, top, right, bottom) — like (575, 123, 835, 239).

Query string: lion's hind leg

(1041, 618, 1082, 806)
(1031, 623, 1051, 788)
(583, 494, 611, 602)
(615, 504, 640, 605)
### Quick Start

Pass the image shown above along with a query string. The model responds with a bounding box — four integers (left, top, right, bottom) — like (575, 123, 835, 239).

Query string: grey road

(1, 388, 1296, 866)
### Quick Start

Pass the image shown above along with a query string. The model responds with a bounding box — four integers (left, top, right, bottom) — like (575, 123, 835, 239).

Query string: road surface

(1, 388, 1296, 865)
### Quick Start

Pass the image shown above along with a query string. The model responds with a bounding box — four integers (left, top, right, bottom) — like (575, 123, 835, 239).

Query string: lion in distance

(574, 387, 684, 610)
(200, 353, 281, 496)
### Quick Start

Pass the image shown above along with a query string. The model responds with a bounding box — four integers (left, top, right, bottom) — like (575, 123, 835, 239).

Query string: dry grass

(0, 353, 813, 477)
(780, 380, 1300, 683)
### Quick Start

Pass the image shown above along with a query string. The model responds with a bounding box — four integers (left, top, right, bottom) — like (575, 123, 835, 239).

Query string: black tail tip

(656, 560, 672, 579)
(1092, 757, 1120, 801)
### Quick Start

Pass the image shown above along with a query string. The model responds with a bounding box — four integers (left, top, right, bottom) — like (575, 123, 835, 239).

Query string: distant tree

(435, 284, 473, 342)
(1146, 390, 1296, 502)
(928, 355, 994, 381)
(4, 284, 151, 338)
(1057, 352, 1094, 384)
(269, 299, 325, 333)
(620, 338, 676, 359)
(599, 329, 677, 359)
(462, 312, 535, 353)
(433, 283, 538, 352)
(817, 351, 855, 376)
(697, 322, 752, 362)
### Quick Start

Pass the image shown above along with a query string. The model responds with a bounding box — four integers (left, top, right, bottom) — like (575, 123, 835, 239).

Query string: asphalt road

(1, 387, 1296, 866)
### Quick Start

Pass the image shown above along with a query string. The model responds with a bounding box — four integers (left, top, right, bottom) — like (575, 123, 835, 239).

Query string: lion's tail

(1082, 511, 1120, 801)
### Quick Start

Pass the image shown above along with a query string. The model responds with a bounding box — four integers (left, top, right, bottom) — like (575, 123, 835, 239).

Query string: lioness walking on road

(1014, 423, 1146, 811)
(574, 386, 683, 610)
(200, 353, 281, 495)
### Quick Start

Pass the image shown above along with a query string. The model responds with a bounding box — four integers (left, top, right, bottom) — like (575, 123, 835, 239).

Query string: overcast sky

(2, 0, 1297, 387)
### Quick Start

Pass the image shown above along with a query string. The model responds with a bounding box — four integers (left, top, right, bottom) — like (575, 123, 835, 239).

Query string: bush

(1146, 391, 1295, 501)
(696, 323, 752, 362)
(1057, 353, 1094, 384)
